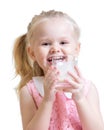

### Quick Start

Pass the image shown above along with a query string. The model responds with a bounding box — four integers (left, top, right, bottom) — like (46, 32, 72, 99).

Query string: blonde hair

(13, 10, 80, 92)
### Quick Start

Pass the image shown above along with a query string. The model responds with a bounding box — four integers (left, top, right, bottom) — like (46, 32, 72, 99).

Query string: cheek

(35, 51, 46, 64)
(66, 44, 78, 55)
(35, 54, 48, 73)
(33, 46, 48, 69)
(66, 45, 75, 53)
(35, 48, 44, 58)
(36, 53, 44, 62)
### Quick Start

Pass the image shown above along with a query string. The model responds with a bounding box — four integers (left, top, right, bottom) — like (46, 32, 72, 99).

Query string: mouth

(47, 56, 66, 65)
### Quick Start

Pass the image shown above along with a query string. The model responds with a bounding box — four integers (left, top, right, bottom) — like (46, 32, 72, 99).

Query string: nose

(49, 44, 60, 54)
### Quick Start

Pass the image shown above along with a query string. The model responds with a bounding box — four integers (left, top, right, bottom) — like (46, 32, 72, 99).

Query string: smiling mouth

(47, 56, 66, 64)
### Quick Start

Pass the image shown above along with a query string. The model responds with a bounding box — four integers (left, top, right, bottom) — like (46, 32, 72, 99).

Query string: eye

(60, 41, 69, 45)
(41, 42, 51, 46)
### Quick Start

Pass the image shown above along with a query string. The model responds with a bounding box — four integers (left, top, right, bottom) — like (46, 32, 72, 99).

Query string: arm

(65, 66, 104, 130)
(74, 82, 104, 130)
(19, 86, 53, 130)
(19, 67, 59, 130)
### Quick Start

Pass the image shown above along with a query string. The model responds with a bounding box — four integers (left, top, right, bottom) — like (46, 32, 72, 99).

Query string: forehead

(32, 18, 74, 39)
(35, 17, 73, 29)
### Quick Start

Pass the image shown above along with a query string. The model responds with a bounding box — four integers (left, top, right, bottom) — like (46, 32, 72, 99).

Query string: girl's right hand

(43, 66, 59, 103)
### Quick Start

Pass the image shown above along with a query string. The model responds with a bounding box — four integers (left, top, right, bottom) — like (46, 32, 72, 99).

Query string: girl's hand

(63, 66, 86, 102)
(43, 66, 59, 103)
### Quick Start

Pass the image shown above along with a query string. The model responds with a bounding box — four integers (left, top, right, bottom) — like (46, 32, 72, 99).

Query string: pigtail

(13, 34, 33, 92)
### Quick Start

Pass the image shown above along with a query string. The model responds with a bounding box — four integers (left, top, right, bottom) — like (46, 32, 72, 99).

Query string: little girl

(13, 10, 104, 130)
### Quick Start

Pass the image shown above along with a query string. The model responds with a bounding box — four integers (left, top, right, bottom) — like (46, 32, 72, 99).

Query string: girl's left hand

(63, 66, 86, 102)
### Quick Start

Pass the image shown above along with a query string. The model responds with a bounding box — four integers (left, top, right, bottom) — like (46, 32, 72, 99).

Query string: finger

(45, 66, 54, 78)
(45, 67, 59, 81)
(67, 71, 82, 83)
(65, 79, 83, 89)
(74, 65, 83, 78)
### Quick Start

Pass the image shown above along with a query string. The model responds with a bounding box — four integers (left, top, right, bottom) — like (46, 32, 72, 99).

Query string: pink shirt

(27, 77, 90, 130)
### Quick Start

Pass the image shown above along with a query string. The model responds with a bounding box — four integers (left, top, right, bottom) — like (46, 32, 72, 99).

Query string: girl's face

(28, 18, 80, 74)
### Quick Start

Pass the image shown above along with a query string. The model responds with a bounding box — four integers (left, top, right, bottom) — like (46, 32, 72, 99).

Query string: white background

(0, 0, 104, 129)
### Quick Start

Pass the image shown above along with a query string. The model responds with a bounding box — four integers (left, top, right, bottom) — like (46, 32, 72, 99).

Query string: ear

(27, 46, 36, 61)
(74, 42, 80, 57)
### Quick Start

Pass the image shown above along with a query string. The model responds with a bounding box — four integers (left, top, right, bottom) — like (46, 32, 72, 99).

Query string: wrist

(43, 96, 55, 105)
(72, 92, 86, 103)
